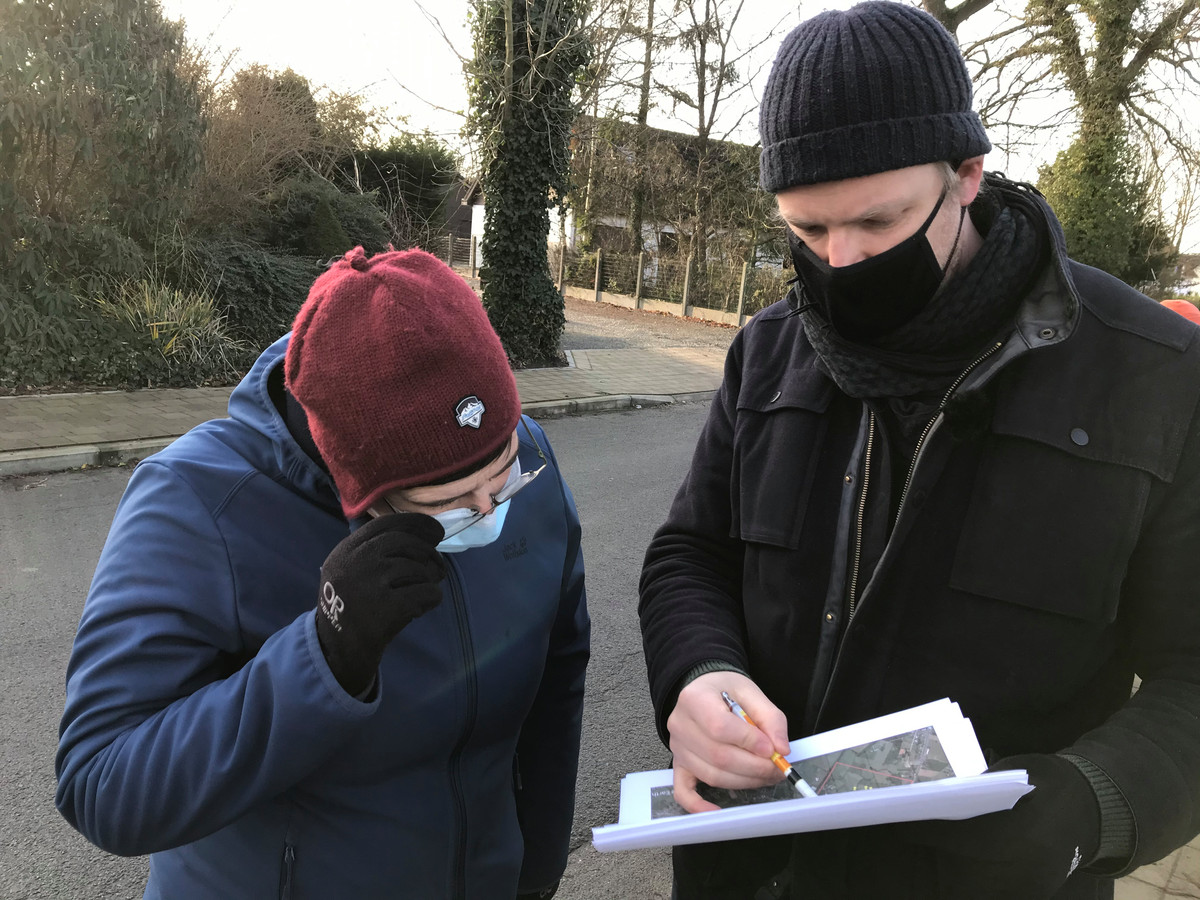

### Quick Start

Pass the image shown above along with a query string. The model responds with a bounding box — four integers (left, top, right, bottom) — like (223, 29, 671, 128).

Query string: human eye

(408, 494, 460, 513)
(490, 465, 516, 493)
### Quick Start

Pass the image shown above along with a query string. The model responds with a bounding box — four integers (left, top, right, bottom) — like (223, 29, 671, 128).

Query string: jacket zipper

(894, 341, 1005, 521)
(446, 561, 477, 900)
(847, 341, 1003, 628)
(846, 412, 875, 620)
(279, 843, 295, 900)
(818, 341, 1008, 729)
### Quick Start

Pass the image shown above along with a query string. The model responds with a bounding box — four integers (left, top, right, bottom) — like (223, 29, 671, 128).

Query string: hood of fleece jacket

(225, 333, 342, 513)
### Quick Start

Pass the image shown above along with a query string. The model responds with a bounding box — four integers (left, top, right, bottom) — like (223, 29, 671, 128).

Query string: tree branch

(1118, 0, 1200, 95)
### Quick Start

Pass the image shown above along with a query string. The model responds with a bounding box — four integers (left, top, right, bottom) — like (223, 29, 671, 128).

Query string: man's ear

(955, 156, 986, 206)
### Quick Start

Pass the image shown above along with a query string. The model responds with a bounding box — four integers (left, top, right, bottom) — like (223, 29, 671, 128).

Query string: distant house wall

(470, 202, 486, 267)
(548, 207, 676, 255)
(444, 183, 474, 239)
(469, 200, 687, 276)
(548, 206, 578, 249)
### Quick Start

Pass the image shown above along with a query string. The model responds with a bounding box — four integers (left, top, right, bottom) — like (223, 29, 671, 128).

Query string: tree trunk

(692, 0, 711, 266)
(580, 92, 600, 249)
(628, 0, 655, 253)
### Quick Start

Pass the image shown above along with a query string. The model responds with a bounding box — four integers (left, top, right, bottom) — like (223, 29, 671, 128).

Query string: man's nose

(825, 232, 866, 268)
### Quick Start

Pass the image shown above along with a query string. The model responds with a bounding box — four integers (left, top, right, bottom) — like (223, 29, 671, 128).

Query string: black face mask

(790, 188, 963, 343)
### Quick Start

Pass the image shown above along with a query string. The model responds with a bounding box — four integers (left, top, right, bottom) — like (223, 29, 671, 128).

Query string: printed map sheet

(592, 699, 1032, 852)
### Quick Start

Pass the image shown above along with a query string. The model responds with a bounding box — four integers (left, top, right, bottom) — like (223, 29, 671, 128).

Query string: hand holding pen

(721, 692, 818, 798)
(666, 672, 799, 813)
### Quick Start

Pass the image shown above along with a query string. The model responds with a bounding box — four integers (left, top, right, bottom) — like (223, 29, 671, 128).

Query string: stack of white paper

(592, 698, 1032, 852)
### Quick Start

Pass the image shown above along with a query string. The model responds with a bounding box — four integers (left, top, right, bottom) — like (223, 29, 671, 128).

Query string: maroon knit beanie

(285, 246, 520, 519)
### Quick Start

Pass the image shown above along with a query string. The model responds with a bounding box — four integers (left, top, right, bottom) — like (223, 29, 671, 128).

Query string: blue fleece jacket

(55, 336, 590, 900)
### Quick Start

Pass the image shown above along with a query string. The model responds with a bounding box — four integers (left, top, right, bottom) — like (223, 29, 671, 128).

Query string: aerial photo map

(650, 726, 956, 819)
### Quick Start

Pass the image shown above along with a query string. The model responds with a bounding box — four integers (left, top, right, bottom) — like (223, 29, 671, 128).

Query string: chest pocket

(949, 413, 1156, 624)
(732, 371, 835, 549)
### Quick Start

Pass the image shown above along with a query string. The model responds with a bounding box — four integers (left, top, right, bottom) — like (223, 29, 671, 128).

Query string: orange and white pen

(721, 691, 818, 798)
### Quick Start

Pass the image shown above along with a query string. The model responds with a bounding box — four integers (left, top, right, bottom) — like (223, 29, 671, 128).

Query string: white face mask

(430, 458, 520, 553)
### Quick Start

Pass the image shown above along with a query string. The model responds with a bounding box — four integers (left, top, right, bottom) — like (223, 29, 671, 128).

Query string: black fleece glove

(904, 753, 1102, 899)
(315, 512, 445, 696)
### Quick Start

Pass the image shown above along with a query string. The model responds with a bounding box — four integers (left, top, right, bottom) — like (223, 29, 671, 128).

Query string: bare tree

(923, 0, 995, 35)
(923, 0, 1200, 248)
(628, 0, 656, 251)
(654, 0, 786, 263)
(569, 0, 653, 247)
(189, 65, 381, 233)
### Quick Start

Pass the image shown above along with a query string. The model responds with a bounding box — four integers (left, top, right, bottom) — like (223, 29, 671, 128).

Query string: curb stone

(0, 393, 716, 477)
(0, 438, 173, 478)
(521, 391, 715, 419)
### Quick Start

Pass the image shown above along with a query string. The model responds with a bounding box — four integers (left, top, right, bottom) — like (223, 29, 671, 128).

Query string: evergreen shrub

(181, 239, 322, 351)
(257, 178, 390, 257)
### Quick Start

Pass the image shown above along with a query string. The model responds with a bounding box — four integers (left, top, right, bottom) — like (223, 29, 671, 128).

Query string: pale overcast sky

(159, 0, 1196, 251)
(157, 1, 1056, 173)
(160, 0, 819, 157)
(160, 0, 474, 144)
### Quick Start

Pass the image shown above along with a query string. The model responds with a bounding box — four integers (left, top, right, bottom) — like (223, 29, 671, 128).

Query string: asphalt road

(0, 400, 711, 899)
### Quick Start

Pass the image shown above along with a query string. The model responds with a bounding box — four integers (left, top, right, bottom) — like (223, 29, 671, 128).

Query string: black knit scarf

(799, 194, 1043, 400)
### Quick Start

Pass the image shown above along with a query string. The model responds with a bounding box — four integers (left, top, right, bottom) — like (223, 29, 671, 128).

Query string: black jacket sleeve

(1064, 385, 1200, 872)
(639, 331, 752, 745)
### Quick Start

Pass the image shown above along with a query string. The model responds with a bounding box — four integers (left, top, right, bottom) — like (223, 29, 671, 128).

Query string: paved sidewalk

(0, 346, 725, 476)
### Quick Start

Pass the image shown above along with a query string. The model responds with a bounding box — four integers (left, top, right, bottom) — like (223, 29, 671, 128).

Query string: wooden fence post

(635, 251, 645, 309)
(681, 254, 693, 317)
(469, 236, 478, 279)
(557, 245, 566, 296)
(736, 261, 749, 326)
(593, 247, 603, 303)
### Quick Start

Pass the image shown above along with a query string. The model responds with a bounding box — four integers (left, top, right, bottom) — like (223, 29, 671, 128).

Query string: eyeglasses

(438, 420, 548, 538)
(385, 419, 548, 539)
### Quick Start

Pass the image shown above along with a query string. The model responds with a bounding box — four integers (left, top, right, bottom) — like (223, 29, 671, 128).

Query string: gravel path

(561, 296, 739, 352)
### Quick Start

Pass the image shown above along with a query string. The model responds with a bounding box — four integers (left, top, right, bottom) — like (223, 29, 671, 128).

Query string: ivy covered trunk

(1039, 126, 1173, 288)
(480, 105, 566, 367)
(468, 0, 589, 368)
(1027, 0, 1184, 288)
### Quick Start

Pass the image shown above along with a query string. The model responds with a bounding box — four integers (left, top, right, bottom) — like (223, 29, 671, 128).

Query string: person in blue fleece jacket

(55, 247, 589, 900)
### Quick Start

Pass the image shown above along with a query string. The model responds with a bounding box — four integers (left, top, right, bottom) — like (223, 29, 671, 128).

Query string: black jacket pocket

(950, 433, 1151, 623)
(732, 376, 835, 549)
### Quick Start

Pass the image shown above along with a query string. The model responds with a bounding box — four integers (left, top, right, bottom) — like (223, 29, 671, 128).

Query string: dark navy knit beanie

(759, 1, 991, 191)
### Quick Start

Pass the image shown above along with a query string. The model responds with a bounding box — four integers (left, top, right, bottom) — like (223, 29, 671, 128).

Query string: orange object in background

(1162, 299, 1200, 325)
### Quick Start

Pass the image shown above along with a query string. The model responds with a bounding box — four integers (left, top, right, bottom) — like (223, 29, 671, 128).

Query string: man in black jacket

(638, 3, 1200, 899)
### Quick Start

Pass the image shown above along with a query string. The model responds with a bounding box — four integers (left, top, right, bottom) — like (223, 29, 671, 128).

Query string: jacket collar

(226, 335, 342, 513)
(982, 174, 1081, 350)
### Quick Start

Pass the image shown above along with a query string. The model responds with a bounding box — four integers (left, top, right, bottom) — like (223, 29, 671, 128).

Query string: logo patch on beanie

(455, 395, 486, 429)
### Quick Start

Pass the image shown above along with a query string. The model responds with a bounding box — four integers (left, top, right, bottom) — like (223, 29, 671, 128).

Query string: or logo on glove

(320, 581, 344, 631)
(314, 512, 447, 696)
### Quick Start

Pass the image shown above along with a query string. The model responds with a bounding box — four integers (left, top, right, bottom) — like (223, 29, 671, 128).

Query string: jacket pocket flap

(736, 368, 835, 414)
(950, 435, 1150, 623)
(987, 340, 1199, 482)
